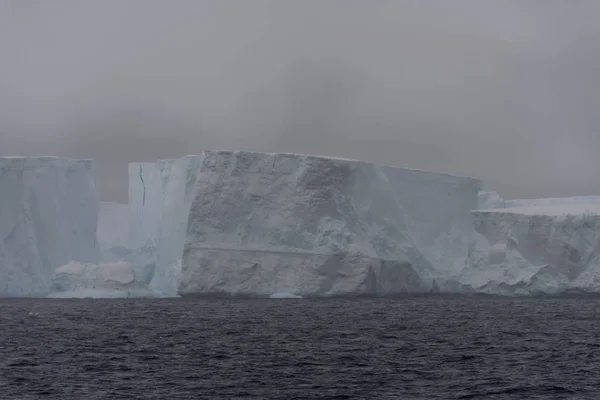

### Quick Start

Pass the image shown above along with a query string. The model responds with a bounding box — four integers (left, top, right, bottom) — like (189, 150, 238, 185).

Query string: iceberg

(49, 261, 155, 298)
(178, 150, 480, 297)
(5, 152, 600, 299)
(460, 204, 600, 295)
(0, 157, 100, 297)
(128, 156, 204, 295)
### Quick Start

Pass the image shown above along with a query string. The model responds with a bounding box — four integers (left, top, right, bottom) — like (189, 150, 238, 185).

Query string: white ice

(459, 204, 600, 295)
(49, 261, 155, 298)
(179, 150, 481, 297)
(0, 157, 100, 297)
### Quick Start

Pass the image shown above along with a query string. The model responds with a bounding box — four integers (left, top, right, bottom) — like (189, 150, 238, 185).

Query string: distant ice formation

(0, 157, 100, 297)
(4, 153, 600, 298)
(460, 204, 600, 295)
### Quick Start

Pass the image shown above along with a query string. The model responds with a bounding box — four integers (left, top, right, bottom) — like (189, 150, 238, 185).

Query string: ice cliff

(97, 202, 131, 261)
(128, 156, 204, 295)
(6, 153, 600, 299)
(179, 150, 481, 297)
(0, 157, 100, 297)
(460, 204, 600, 295)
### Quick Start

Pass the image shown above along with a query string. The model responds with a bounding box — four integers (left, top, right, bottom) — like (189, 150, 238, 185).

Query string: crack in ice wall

(128, 156, 205, 295)
(139, 164, 146, 207)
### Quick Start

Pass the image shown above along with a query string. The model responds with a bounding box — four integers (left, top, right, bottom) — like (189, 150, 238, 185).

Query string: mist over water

(1, 0, 599, 201)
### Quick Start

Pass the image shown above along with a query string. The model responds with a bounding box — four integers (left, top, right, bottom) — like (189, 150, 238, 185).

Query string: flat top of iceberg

(135, 149, 479, 181)
(475, 204, 600, 216)
(0, 156, 94, 161)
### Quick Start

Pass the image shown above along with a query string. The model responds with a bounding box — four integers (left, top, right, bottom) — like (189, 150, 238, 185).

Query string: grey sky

(1, 0, 599, 202)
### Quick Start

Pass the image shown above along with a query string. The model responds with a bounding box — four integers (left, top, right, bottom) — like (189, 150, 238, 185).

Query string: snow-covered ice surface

(179, 150, 480, 297)
(477, 190, 600, 211)
(0, 157, 100, 297)
(48, 261, 155, 298)
(128, 156, 204, 296)
(504, 196, 600, 209)
(97, 202, 131, 262)
(460, 204, 600, 295)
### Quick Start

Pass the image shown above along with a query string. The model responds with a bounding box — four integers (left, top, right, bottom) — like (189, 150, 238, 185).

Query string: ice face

(49, 261, 155, 298)
(128, 156, 204, 295)
(460, 206, 600, 295)
(97, 202, 131, 262)
(0, 157, 100, 297)
(387, 169, 481, 279)
(178, 150, 480, 297)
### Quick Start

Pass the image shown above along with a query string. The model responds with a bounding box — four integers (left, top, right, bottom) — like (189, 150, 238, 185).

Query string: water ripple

(1, 297, 599, 399)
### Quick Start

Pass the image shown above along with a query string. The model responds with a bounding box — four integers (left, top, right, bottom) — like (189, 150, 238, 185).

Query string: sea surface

(1, 296, 600, 399)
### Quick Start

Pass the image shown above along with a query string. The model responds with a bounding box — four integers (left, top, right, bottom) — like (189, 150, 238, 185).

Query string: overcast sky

(1, 0, 599, 202)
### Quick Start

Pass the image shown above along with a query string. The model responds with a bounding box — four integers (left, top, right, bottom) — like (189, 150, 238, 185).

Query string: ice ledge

(474, 205, 600, 217)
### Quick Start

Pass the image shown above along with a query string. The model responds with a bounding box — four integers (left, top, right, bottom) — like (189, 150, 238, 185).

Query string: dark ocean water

(1, 297, 600, 399)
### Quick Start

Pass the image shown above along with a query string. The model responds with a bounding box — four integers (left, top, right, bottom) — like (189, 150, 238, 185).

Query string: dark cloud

(1, 0, 599, 201)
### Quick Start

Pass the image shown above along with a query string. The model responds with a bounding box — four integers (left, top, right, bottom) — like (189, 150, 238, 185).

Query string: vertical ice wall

(97, 201, 130, 261)
(178, 151, 475, 297)
(128, 156, 204, 295)
(386, 169, 482, 278)
(0, 157, 100, 297)
(460, 206, 600, 295)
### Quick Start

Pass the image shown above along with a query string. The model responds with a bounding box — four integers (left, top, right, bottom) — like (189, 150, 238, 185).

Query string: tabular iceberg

(460, 204, 600, 295)
(0, 157, 100, 297)
(178, 150, 480, 297)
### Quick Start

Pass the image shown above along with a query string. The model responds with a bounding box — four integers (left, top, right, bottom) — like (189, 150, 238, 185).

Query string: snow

(0, 157, 100, 297)
(179, 150, 480, 297)
(504, 196, 600, 208)
(477, 204, 600, 217)
(97, 201, 131, 261)
(477, 190, 600, 212)
(49, 261, 155, 298)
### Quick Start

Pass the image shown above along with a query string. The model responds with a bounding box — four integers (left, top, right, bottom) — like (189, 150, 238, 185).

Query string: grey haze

(0, 0, 599, 202)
